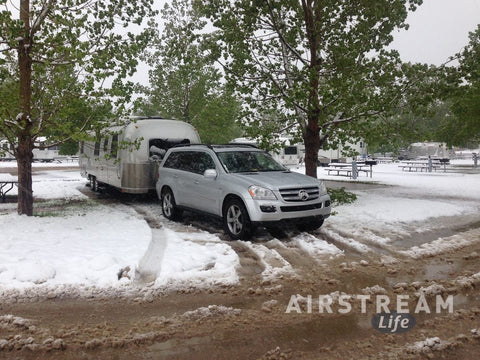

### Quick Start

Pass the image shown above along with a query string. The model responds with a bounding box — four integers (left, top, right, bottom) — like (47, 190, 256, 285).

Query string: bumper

(245, 193, 331, 223)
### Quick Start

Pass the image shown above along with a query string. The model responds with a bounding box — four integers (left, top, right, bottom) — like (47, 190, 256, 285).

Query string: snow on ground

(399, 228, 480, 259)
(0, 167, 86, 200)
(243, 241, 294, 281)
(290, 162, 480, 249)
(292, 233, 344, 258)
(1, 160, 480, 294)
(0, 205, 151, 288)
(0, 167, 240, 292)
(138, 228, 239, 288)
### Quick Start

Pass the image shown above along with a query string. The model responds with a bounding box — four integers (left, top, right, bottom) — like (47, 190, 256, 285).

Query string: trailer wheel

(89, 176, 98, 192)
(161, 188, 182, 221)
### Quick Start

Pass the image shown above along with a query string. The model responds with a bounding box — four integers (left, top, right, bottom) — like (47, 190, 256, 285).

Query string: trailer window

(111, 135, 118, 158)
(149, 138, 191, 159)
(103, 138, 109, 153)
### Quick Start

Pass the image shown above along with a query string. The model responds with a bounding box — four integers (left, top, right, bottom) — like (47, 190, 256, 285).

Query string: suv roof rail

(171, 143, 259, 150)
(215, 144, 259, 149)
(172, 143, 213, 149)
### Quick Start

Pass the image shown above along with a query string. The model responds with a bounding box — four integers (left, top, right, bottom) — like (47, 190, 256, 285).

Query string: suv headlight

(317, 180, 327, 195)
(248, 185, 277, 200)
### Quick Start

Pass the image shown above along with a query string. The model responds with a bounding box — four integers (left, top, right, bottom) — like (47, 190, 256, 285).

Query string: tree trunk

(304, 117, 320, 178)
(16, 136, 34, 215)
(17, 0, 34, 215)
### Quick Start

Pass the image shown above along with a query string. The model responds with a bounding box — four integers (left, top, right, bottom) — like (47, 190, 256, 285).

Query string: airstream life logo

(371, 311, 416, 333)
(285, 294, 454, 334)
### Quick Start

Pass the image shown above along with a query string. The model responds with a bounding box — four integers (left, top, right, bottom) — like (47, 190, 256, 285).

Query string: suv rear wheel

(223, 198, 252, 240)
(161, 188, 182, 221)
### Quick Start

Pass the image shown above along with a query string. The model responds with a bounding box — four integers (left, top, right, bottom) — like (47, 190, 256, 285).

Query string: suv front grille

(279, 187, 319, 202)
(280, 203, 323, 212)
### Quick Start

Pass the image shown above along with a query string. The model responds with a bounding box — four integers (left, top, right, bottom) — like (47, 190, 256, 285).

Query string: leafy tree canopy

(0, 0, 157, 215)
(137, 0, 242, 143)
(196, 0, 423, 176)
(437, 25, 480, 147)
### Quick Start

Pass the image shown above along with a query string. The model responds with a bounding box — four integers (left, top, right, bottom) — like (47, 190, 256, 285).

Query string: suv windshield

(217, 151, 286, 173)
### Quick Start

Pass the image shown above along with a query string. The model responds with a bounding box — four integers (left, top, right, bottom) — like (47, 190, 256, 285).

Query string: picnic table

(0, 174, 18, 202)
(324, 161, 375, 178)
(398, 160, 442, 172)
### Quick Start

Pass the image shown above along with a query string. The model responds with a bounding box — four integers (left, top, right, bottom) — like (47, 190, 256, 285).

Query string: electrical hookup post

(352, 159, 358, 180)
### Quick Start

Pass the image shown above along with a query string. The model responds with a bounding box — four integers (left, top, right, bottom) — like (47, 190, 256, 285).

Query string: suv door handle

(194, 180, 199, 185)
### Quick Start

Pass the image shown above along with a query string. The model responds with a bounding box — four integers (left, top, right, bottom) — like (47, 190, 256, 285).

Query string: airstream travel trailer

(79, 117, 201, 193)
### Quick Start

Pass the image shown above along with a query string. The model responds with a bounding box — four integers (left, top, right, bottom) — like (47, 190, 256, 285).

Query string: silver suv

(156, 144, 331, 240)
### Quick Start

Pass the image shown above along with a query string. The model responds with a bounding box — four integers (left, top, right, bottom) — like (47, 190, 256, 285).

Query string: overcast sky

(391, 0, 480, 65)
(133, 0, 479, 85)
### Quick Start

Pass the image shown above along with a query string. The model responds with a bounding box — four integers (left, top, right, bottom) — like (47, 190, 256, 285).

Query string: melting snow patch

(415, 283, 447, 297)
(455, 272, 480, 289)
(407, 337, 448, 354)
(150, 228, 240, 288)
(244, 242, 294, 281)
(400, 229, 480, 259)
(320, 228, 371, 253)
(181, 305, 241, 321)
(362, 285, 387, 295)
(292, 233, 343, 259)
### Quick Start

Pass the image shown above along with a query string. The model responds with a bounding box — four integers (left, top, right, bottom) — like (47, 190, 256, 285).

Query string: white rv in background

(0, 137, 59, 162)
(401, 142, 450, 160)
(79, 117, 201, 194)
(318, 139, 367, 163)
(230, 137, 305, 166)
(231, 137, 367, 166)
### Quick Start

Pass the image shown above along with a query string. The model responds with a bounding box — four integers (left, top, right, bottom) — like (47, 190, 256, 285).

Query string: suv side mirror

(204, 169, 217, 179)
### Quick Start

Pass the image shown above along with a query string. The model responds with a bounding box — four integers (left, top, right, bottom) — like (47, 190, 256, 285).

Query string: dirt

(1, 180, 480, 359)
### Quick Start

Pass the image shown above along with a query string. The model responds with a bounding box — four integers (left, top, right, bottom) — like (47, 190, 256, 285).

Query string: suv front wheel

(223, 198, 252, 240)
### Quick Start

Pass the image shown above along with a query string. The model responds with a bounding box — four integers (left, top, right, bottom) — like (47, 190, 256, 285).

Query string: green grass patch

(33, 199, 98, 217)
(327, 187, 357, 206)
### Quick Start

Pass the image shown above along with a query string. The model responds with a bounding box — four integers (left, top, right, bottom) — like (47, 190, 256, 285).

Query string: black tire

(89, 176, 98, 192)
(161, 188, 182, 221)
(223, 198, 252, 240)
(297, 218, 324, 232)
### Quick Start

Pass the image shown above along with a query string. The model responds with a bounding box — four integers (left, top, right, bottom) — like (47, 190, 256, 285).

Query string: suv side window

(177, 152, 195, 172)
(191, 152, 216, 174)
(163, 152, 182, 169)
(163, 151, 196, 172)
(164, 151, 215, 174)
